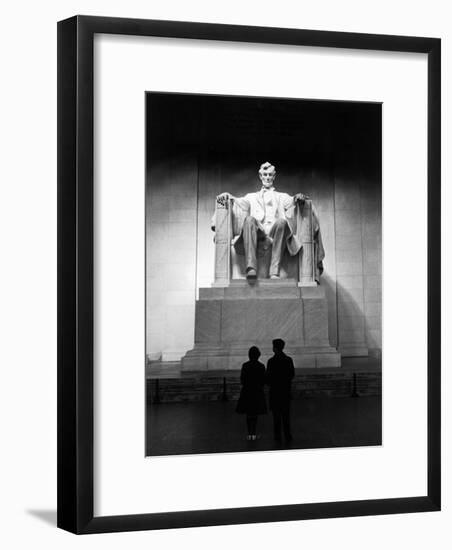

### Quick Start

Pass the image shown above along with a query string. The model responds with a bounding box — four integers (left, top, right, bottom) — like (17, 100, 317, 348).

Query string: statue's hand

(217, 192, 231, 200)
(216, 192, 233, 207)
(294, 193, 309, 203)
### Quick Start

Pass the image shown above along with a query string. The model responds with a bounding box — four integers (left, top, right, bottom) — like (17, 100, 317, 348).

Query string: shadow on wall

(320, 273, 338, 350)
(333, 279, 381, 360)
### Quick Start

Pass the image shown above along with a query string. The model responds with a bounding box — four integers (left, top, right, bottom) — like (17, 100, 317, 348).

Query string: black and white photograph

(1, 0, 446, 543)
(145, 92, 382, 456)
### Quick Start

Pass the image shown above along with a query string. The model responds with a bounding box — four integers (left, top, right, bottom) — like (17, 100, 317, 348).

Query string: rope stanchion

(221, 377, 228, 401)
(351, 372, 359, 398)
(153, 379, 161, 404)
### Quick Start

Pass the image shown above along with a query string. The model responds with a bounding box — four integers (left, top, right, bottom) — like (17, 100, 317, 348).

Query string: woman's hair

(248, 346, 261, 361)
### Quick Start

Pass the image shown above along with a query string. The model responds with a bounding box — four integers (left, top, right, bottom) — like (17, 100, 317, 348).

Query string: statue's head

(259, 162, 276, 189)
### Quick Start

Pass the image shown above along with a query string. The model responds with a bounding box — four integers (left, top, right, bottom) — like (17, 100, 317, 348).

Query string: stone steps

(147, 370, 381, 403)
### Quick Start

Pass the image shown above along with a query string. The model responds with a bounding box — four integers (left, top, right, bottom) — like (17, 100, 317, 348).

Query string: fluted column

(213, 196, 232, 286)
(298, 199, 316, 287)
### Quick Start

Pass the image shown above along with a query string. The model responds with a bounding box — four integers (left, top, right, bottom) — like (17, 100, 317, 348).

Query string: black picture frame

(57, 15, 441, 534)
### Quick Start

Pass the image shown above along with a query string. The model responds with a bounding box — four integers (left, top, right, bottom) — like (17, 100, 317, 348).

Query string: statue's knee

(244, 215, 258, 226)
(275, 218, 288, 228)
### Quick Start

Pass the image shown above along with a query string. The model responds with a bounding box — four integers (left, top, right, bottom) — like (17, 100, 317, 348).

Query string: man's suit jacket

(266, 352, 295, 411)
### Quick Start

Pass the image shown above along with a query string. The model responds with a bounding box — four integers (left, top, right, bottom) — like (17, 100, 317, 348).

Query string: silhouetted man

(266, 338, 295, 443)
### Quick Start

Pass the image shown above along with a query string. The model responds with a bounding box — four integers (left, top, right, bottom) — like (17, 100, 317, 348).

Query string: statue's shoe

(270, 274, 280, 279)
(246, 268, 257, 279)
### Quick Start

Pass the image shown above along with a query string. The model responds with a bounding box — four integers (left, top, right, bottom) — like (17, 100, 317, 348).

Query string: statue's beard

(261, 180, 275, 188)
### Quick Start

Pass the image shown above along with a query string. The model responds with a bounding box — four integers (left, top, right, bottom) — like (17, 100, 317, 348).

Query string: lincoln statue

(212, 162, 325, 282)
(181, 162, 338, 372)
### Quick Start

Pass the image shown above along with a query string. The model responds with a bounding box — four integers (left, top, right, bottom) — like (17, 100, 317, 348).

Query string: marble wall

(334, 172, 382, 357)
(146, 159, 381, 360)
(146, 153, 198, 360)
(146, 93, 381, 361)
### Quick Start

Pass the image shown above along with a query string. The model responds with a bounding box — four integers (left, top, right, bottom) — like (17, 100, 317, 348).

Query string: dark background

(146, 92, 381, 185)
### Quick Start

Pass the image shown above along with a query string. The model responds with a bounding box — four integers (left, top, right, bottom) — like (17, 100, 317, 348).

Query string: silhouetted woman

(236, 346, 267, 440)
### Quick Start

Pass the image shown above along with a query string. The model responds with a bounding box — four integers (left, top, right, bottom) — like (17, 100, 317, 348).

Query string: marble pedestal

(181, 280, 341, 372)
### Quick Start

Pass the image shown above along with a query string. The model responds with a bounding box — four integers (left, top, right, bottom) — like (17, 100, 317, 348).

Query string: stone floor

(146, 395, 382, 457)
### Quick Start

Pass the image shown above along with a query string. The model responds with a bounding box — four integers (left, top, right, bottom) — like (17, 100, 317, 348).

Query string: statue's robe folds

(212, 191, 325, 283)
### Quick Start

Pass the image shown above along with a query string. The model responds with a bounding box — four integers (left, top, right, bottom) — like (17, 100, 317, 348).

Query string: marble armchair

(212, 196, 321, 287)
